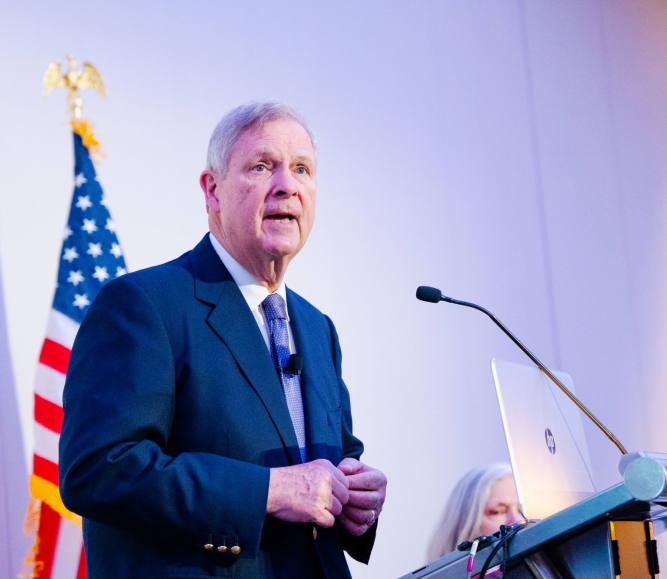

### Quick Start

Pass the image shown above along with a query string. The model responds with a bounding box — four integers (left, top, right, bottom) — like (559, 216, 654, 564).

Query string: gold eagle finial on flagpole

(43, 54, 106, 119)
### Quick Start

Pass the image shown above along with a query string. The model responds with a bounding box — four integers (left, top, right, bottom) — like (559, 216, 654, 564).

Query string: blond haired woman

(426, 464, 522, 562)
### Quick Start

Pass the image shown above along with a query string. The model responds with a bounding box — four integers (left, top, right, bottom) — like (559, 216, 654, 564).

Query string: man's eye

(253, 164, 267, 172)
(295, 166, 307, 175)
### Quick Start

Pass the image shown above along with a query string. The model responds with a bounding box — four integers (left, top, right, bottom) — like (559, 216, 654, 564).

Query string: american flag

(27, 125, 127, 579)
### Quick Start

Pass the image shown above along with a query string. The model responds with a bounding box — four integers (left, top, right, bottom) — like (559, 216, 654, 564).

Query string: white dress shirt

(208, 233, 295, 355)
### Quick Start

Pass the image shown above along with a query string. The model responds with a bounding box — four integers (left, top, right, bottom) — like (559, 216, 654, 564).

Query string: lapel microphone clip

(278, 353, 304, 376)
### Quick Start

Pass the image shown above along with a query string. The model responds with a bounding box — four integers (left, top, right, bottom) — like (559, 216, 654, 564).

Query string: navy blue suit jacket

(59, 235, 376, 578)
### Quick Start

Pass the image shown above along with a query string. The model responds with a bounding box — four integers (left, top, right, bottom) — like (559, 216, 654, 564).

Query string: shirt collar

(208, 233, 289, 319)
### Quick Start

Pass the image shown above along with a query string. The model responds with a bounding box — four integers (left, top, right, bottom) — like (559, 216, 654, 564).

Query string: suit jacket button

(313, 526, 318, 540)
(231, 545, 241, 555)
(204, 543, 214, 551)
(217, 545, 228, 553)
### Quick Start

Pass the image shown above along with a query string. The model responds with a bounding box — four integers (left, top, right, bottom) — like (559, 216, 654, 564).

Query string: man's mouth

(265, 213, 296, 221)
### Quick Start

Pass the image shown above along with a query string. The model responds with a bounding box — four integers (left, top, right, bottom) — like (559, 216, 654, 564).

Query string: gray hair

(206, 100, 316, 174)
(426, 464, 513, 562)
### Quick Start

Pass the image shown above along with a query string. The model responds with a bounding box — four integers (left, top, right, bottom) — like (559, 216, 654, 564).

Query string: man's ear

(200, 170, 221, 212)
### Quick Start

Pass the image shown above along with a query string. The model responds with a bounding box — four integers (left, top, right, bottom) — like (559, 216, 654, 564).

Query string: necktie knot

(262, 293, 287, 322)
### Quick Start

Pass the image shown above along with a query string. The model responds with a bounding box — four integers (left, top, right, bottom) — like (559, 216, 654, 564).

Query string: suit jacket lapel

(287, 290, 338, 462)
(189, 236, 301, 464)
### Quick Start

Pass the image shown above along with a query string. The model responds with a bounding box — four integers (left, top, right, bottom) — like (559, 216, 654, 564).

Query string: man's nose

(272, 167, 299, 196)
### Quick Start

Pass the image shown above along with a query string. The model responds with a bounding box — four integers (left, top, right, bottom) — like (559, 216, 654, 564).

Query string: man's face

(204, 119, 317, 273)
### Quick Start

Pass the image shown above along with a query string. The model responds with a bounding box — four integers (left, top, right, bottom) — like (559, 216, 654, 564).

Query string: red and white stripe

(33, 309, 77, 491)
(34, 504, 85, 579)
(32, 309, 85, 579)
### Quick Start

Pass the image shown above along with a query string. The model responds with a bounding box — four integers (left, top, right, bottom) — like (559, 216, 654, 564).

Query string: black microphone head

(285, 354, 304, 374)
(416, 286, 443, 304)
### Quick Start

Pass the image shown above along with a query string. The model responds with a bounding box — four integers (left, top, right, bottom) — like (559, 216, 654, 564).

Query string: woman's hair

(426, 464, 513, 562)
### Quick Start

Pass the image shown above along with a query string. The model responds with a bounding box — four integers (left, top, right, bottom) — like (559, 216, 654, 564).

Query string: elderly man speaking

(59, 101, 387, 579)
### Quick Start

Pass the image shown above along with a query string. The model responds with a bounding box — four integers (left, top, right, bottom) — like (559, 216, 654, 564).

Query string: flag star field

(54, 134, 127, 323)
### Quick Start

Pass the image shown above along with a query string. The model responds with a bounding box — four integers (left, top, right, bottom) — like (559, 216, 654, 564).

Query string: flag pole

(23, 55, 127, 579)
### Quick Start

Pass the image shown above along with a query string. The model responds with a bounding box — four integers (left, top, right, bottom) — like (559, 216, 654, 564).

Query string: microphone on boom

(415, 285, 627, 455)
(415, 286, 444, 304)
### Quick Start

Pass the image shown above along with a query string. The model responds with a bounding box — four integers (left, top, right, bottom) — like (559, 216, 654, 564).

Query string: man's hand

(267, 459, 350, 528)
(337, 458, 387, 536)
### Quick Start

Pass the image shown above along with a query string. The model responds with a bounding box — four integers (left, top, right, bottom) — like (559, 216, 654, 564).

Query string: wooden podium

(399, 454, 667, 578)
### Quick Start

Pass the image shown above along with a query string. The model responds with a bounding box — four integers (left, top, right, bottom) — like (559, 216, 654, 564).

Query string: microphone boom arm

(439, 293, 627, 455)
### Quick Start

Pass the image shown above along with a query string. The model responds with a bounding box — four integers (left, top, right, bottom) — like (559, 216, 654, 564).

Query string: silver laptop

(491, 358, 597, 520)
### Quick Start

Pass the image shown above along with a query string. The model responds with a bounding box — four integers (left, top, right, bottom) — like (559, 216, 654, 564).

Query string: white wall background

(2, 1, 667, 577)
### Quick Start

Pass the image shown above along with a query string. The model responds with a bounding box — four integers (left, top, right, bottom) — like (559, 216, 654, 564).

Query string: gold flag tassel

(71, 118, 105, 162)
(19, 496, 44, 579)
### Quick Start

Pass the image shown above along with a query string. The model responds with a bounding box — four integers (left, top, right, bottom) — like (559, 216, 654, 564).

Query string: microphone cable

(458, 535, 496, 579)
(477, 520, 533, 579)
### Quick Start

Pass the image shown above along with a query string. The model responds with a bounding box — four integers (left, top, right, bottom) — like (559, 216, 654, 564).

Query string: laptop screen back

(491, 358, 596, 520)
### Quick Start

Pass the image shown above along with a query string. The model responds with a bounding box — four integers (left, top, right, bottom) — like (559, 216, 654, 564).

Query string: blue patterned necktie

(262, 294, 307, 463)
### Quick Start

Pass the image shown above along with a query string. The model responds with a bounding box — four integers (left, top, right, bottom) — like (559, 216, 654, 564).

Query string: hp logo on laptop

(545, 428, 556, 454)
